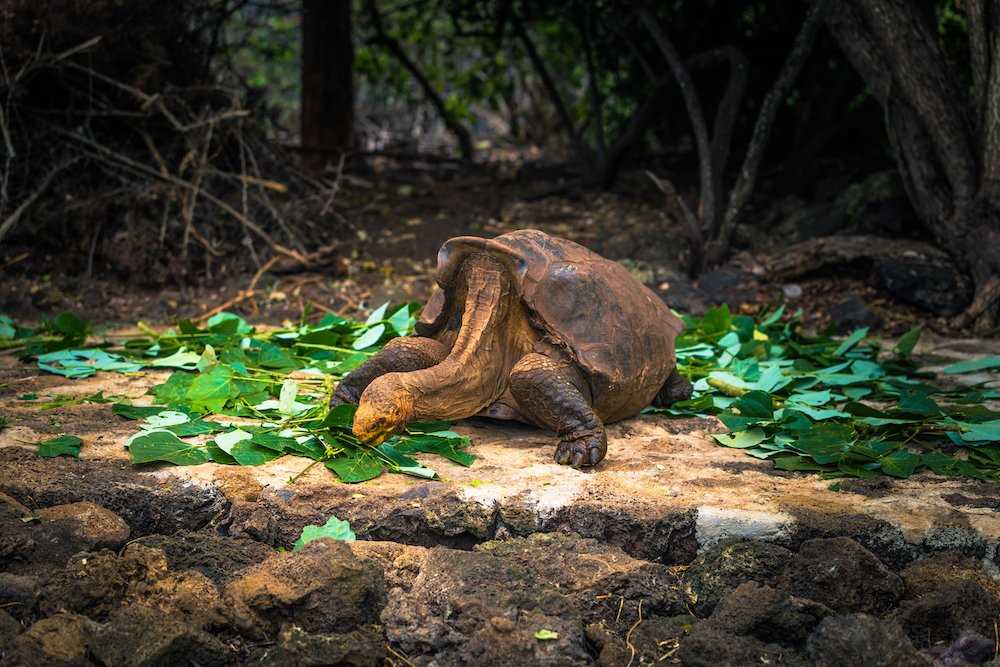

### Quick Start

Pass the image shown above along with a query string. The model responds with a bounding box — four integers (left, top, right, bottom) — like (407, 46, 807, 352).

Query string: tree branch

(366, 0, 474, 160)
(512, 14, 582, 154)
(637, 7, 716, 233)
(717, 0, 830, 253)
(686, 46, 749, 223)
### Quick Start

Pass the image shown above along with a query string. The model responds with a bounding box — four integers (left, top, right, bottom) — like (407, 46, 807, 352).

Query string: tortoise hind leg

(653, 368, 693, 408)
(508, 353, 607, 468)
(331, 337, 447, 406)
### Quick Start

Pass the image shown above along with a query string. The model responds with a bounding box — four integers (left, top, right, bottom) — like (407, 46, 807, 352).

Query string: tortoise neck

(403, 254, 522, 421)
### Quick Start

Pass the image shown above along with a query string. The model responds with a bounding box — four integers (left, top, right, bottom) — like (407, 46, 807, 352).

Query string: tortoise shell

(416, 229, 684, 422)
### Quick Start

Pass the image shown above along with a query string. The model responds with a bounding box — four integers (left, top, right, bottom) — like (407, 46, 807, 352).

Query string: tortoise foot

(555, 429, 607, 468)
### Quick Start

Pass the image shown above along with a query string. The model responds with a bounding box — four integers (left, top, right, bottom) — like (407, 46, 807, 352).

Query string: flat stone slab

(1, 334, 999, 568)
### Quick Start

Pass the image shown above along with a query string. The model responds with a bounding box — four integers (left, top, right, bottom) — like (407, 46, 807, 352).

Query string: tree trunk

(826, 0, 1000, 332)
(301, 0, 354, 172)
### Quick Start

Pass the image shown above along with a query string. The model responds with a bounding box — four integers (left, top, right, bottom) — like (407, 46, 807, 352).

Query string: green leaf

(148, 348, 201, 370)
(377, 442, 436, 478)
(150, 372, 196, 407)
(322, 404, 357, 429)
(834, 327, 869, 356)
(127, 430, 211, 466)
(292, 515, 356, 550)
(534, 630, 559, 641)
(206, 312, 253, 335)
(49, 312, 88, 340)
(227, 440, 284, 466)
(388, 304, 414, 335)
(37, 349, 143, 378)
(879, 449, 920, 478)
(713, 429, 767, 449)
(36, 435, 82, 458)
(0, 315, 16, 340)
(325, 452, 384, 483)
(732, 391, 774, 419)
(352, 324, 385, 350)
(395, 433, 475, 466)
(365, 302, 389, 326)
(894, 326, 922, 358)
(942, 356, 1000, 374)
(142, 411, 190, 429)
(186, 365, 236, 412)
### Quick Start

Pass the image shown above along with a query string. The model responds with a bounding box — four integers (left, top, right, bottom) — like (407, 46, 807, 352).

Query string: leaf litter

(7, 300, 1000, 483)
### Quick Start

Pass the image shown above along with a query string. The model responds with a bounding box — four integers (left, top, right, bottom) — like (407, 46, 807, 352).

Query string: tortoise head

(352, 374, 414, 445)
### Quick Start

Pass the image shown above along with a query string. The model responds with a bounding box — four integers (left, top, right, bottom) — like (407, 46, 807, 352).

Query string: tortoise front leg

(508, 353, 607, 468)
(331, 337, 448, 406)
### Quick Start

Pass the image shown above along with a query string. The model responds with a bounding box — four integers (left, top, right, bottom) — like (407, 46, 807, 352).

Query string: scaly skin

(330, 337, 448, 407)
(508, 353, 607, 467)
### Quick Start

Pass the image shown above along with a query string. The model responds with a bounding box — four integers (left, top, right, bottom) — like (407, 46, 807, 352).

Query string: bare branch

(512, 14, 581, 152)
(717, 0, 830, 252)
(637, 7, 716, 232)
(686, 47, 749, 219)
(647, 170, 705, 275)
(367, 0, 474, 160)
(0, 158, 79, 241)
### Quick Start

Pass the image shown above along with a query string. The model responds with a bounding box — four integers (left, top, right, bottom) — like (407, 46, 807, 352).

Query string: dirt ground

(1, 165, 999, 665)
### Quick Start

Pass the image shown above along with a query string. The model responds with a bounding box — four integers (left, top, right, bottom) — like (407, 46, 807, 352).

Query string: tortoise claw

(555, 431, 607, 468)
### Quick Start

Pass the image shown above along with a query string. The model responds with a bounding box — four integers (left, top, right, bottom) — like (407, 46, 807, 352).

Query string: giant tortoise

(332, 229, 690, 467)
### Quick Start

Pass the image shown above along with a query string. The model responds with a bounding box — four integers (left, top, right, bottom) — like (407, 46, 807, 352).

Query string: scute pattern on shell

(417, 229, 684, 422)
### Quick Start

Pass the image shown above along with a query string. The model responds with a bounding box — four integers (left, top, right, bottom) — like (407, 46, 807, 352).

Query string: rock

(36, 501, 131, 550)
(91, 603, 231, 667)
(0, 574, 39, 619)
(130, 570, 226, 631)
(681, 539, 795, 615)
(711, 582, 831, 646)
(0, 518, 35, 566)
(39, 546, 168, 620)
(805, 614, 929, 667)
(381, 546, 592, 665)
(772, 199, 848, 244)
(827, 294, 883, 334)
(676, 620, 808, 666)
(876, 257, 972, 316)
(894, 552, 1000, 647)
(134, 530, 272, 585)
(0, 448, 226, 536)
(0, 609, 21, 652)
(895, 579, 1000, 646)
(0, 492, 30, 519)
(926, 631, 997, 667)
(258, 625, 386, 667)
(2, 612, 97, 667)
(783, 283, 803, 300)
(224, 539, 385, 638)
(587, 615, 696, 666)
(775, 537, 903, 613)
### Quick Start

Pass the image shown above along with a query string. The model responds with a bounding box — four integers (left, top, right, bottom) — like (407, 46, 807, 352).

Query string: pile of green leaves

(657, 306, 1000, 481)
(20, 304, 474, 483)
